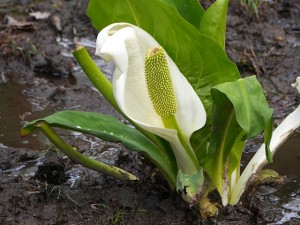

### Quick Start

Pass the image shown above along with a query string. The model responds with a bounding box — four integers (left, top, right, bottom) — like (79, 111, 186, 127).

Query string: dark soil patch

(0, 0, 299, 224)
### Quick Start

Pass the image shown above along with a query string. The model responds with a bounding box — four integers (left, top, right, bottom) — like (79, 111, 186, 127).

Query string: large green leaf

(204, 76, 273, 196)
(204, 91, 245, 196)
(199, 0, 228, 49)
(87, 0, 240, 160)
(22, 111, 177, 186)
(160, 0, 204, 28)
(213, 76, 273, 139)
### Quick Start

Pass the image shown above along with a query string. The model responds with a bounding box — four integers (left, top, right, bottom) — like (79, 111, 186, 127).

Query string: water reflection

(0, 81, 49, 149)
(264, 135, 300, 223)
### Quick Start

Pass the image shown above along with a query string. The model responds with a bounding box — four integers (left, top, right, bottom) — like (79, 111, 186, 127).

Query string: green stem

(72, 45, 119, 110)
(37, 121, 138, 181)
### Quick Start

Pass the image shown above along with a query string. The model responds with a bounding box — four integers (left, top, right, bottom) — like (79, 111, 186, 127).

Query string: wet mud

(0, 0, 300, 224)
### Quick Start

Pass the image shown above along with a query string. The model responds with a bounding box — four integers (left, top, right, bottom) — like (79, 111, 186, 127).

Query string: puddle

(267, 135, 300, 182)
(261, 135, 300, 223)
(0, 81, 51, 149)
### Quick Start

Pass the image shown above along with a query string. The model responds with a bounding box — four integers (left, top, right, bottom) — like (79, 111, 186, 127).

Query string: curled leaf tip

(145, 46, 177, 118)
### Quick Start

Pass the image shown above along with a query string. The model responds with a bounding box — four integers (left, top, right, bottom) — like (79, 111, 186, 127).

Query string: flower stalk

(72, 45, 119, 111)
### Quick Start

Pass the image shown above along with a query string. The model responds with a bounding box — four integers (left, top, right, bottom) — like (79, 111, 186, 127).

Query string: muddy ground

(0, 0, 299, 224)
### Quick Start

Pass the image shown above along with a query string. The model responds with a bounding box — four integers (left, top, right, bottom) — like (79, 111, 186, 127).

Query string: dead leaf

(2, 15, 34, 30)
(29, 12, 51, 20)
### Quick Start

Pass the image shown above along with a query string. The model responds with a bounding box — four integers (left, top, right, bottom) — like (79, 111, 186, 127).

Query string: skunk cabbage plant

(21, 0, 300, 218)
(95, 23, 206, 203)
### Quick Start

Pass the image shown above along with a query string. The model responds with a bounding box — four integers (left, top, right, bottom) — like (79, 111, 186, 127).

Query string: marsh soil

(0, 0, 299, 224)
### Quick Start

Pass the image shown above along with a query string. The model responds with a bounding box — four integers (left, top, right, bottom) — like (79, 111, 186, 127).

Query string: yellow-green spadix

(95, 23, 206, 177)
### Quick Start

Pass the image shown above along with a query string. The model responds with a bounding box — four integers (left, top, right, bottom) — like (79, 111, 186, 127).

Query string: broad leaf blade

(214, 76, 273, 139)
(199, 0, 228, 49)
(161, 0, 204, 28)
(22, 111, 177, 186)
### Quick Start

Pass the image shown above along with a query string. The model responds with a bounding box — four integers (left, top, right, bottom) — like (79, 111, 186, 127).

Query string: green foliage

(205, 76, 273, 196)
(199, 0, 228, 49)
(160, 0, 205, 28)
(22, 111, 177, 186)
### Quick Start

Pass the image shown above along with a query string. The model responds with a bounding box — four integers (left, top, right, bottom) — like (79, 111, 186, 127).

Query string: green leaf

(87, 0, 240, 160)
(27, 121, 139, 181)
(205, 76, 273, 196)
(215, 76, 273, 139)
(160, 0, 204, 28)
(204, 91, 245, 197)
(22, 111, 177, 187)
(199, 0, 228, 49)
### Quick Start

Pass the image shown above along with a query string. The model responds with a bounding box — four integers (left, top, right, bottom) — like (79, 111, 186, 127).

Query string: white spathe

(95, 22, 206, 153)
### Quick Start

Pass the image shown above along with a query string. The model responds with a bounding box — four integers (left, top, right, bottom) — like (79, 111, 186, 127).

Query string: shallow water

(267, 135, 300, 183)
(0, 81, 34, 148)
(0, 81, 53, 149)
(262, 135, 300, 223)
